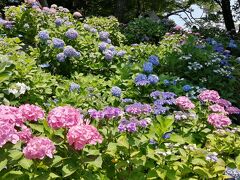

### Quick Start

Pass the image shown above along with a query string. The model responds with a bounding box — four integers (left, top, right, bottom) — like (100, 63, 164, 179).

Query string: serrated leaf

(18, 158, 33, 169)
(0, 159, 7, 171)
(117, 134, 129, 148)
(62, 164, 77, 177)
(9, 150, 23, 160)
(87, 156, 102, 168)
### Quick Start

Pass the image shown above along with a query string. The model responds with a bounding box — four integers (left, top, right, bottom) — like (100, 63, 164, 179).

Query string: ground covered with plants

(0, 2, 240, 180)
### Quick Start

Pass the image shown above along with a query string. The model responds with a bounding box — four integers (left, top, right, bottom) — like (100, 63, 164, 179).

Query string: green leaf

(28, 123, 44, 133)
(87, 156, 102, 168)
(191, 158, 207, 166)
(18, 158, 33, 170)
(62, 163, 77, 177)
(169, 134, 185, 144)
(117, 134, 129, 148)
(9, 150, 23, 160)
(106, 143, 117, 156)
(193, 166, 210, 178)
(0, 159, 7, 171)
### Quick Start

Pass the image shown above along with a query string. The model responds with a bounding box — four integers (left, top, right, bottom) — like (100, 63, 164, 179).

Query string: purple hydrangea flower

(138, 119, 149, 128)
(135, 74, 150, 86)
(69, 82, 80, 92)
(126, 121, 138, 132)
(111, 86, 122, 97)
(105, 39, 111, 44)
(150, 91, 161, 99)
(55, 18, 63, 26)
(103, 49, 115, 60)
(65, 29, 79, 39)
(125, 103, 151, 115)
(88, 109, 105, 120)
(56, 53, 66, 62)
(99, 42, 108, 51)
(99, 31, 110, 41)
(162, 132, 172, 139)
(149, 55, 159, 66)
(206, 153, 218, 162)
(38, 30, 49, 40)
(161, 92, 176, 99)
(148, 74, 159, 84)
(103, 107, 123, 119)
(117, 50, 126, 57)
(63, 46, 80, 57)
(52, 38, 65, 48)
(154, 105, 169, 115)
(143, 62, 153, 73)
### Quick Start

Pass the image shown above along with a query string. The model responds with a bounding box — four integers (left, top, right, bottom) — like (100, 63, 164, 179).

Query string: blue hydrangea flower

(55, 18, 63, 26)
(111, 86, 122, 97)
(149, 139, 157, 145)
(162, 131, 172, 139)
(99, 31, 110, 41)
(105, 38, 111, 44)
(65, 29, 79, 39)
(121, 98, 133, 103)
(143, 62, 153, 73)
(56, 53, 66, 62)
(104, 49, 115, 60)
(148, 74, 159, 84)
(99, 42, 108, 51)
(117, 50, 126, 57)
(38, 30, 49, 40)
(183, 85, 192, 92)
(52, 38, 65, 48)
(63, 46, 80, 57)
(69, 82, 80, 92)
(163, 80, 170, 86)
(149, 55, 159, 66)
(135, 74, 150, 86)
(109, 45, 115, 51)
(225, 167, 240, 179)
(154, 105, 169, 115)
(228, 39, 237, 48)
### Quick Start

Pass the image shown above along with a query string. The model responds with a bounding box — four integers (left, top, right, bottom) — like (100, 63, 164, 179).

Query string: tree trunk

(221, 0, 235, 32)
(115, 0, 127, 22)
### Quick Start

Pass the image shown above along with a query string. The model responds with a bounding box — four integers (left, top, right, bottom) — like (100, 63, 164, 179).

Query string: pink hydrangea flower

(214, 98, 232, 108)
(47, 106, 83, 129)
(198, 90, 220, 102)
(209, 104, 227, 114)
(0, 122, 19, 147)
(207, 113, 231, 128)
(18, 125, 32, 143)
(226, 106, 240, 114)
(175, 96, 195, 110)
(73, 12, 82, 18)
(23, 137, 55, 159)
(0, 105, 24, 126)
(19, 104, 45, 121)
(67, 124, 103, 150)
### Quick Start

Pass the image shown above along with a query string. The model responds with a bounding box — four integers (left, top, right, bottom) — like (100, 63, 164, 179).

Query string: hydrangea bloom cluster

(88, 107, 123, 120)
(143, 62, 153, 73)
(18, 125, 32, 143)
(0, 122, 19, 147)
(148, 74, 159, 84)
(52, 38, 65, 48)
(38, 30, 49, 40)
(111, 86, 121, 97)
(175, 96, 195, 110)
(19, 104, 45, 121)
(47, 106, 83, 129)
(103, 49, 116, 60)
(174, 111, 197, 121)
(225, 167, 240, 180)
(209, 104, 227, 114)
(125, 103, 151, 115)
(183, 85, 191, 92)
(225, 106, 240, 114)
(8, 82, 30, 96)
(67, 124, 103, 150)
(98, 42, 108, 51)
(63, 46, 80, 57)
(65, 29, 79, 39)
(206, 152, 218, 162)
(151, 91, 176, 115)
(69, 82, 80, 92)
(56, 53, 66, 62)
(73, 12, 82, 18)
(117, 50, 126, 57)
(207, 113, 231, 128)
(23, 137, 55, 159)
(0, 105, 24, 126)
(99, 31, 110, 41)
(198, 90, 220, 102)
(135, 74, 149, 86)
(118, 118, 150, 133)
(148, 55, 159, 66)
(55, 18, 64, 26)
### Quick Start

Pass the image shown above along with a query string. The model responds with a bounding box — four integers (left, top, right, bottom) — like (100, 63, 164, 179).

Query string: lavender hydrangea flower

(65, 29, 78, 39)
(99, 42, 108, 51)
(154, 105, 169, 115)
(138, 119, 149, 128)
(150, 91, 161, 99)
(56, 53, 66, 62)
(99, 31, 110, 41)
(148, 74, 159, 84)
(148, 55, 159, 66)
(126, 121, 138, 132)
(90, 28, 97, 33)
(103, 49, 115, 60)
(52, 38, 65, 48)
(143, 62, 153, 73)
(117, 50, 126, 57)
(111, 86, 122, 97)
(88, 109, 105, 120)
(83, 24, 91, 31)
(122, 98, 133, 103)
(38, 30, 49, 40)
(69, 83, 80, 92)
(206, 152, 218, 162)
(63, 46, 80, 57)
(225, 167, 240, 179)
(125, 103, 151, 115)
(105, 39, 111, 44)
(103, 107, 123, 119)
(55, 18, 63, 26)
(135, 74, 150, 86)
(162, 131, 172, 139)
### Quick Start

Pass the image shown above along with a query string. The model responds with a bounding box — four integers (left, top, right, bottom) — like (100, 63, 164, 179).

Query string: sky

(169, 0, 236, 27)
